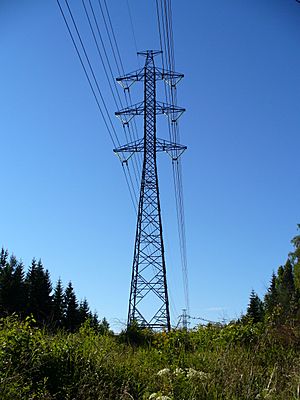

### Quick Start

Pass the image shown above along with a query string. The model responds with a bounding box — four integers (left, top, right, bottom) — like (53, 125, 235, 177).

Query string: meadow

(1, 315, 300, 400)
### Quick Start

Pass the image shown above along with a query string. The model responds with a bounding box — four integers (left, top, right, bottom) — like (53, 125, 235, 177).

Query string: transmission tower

(114, 50, 186, 331)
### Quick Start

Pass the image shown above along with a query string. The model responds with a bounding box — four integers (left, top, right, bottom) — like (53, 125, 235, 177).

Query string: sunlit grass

(1, 316, 300, 399)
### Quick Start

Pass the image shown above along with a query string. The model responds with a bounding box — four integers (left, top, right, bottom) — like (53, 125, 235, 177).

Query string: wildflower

(186, 368, 209, 380)
(157, 368, 171, 377)
(149, 393, 171, 400)
(174, 367, 184, 376)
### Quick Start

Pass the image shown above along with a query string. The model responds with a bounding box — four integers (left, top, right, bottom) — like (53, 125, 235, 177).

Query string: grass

(1, 316, 300, 399)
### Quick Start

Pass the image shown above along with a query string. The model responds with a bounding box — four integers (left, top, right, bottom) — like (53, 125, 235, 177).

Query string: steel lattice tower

(114, 50, 186, 331)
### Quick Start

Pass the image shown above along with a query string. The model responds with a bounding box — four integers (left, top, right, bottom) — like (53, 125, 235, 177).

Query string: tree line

(0, 248, 109, 333)
(1, 225, 299, 333)
(245, 225, 300, 325)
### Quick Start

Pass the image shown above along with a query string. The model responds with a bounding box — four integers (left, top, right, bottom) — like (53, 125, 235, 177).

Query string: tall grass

(1, 316, 300, 399)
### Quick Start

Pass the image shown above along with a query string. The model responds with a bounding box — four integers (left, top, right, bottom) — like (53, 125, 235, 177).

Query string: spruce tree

(287, 225, 300, 322)
(26, 258, 37, 315)
(88, 311, 100, 331)
(0, 254, 27, 316)
(291, 225, 300, 291)
(99, 317, 110, 335)
(78, 298, 90, 326)
(276, 260, 295, 322)
(0, 248, 8, 269)
(64, 282, 79, 332)
(11, 260, 26, 315)
(0, 248, 9, 316)
(26, 259, 52, 324)
(264, 272, 278, 317)
(52, 278, 65, 329)
(246, 290, 264, 323)
(0, 255, 15, 316)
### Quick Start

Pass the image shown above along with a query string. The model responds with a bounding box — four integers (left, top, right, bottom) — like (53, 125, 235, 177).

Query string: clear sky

(1, 0, 300, 330)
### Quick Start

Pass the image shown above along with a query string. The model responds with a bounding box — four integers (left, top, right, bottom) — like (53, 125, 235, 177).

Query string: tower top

(137, 50, 162, 58)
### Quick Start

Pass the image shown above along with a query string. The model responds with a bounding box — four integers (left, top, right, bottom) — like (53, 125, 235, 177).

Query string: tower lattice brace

(114, 50, 186, 330)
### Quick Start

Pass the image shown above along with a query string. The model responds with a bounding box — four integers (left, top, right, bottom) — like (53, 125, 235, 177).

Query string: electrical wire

(103, 0, 125, 75)
(95, 0, 142, 190)
(56, 0, 139, 211)
(156, 0, 190, 315)
(126, 0, 140, 68)
(97, 0, 122, 77)
(82, 0, 121, 110)
(56, 0, 119, 148)
(64, 0, 121, 147)
(99, 0, 143, 166)
(58, 0, 187, 318)
(83, 0, 141, 194)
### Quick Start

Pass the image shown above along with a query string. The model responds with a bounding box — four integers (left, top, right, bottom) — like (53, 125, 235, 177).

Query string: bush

(0, 316, 300, 399)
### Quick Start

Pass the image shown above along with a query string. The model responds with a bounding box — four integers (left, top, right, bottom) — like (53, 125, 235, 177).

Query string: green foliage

(247, 225, 300, 327)
(2, 227, 300, 398)
(1, 316, 300, 399)
(78, 298, 90, 325)
(52, 278, 65, 329)
(0, 254, 26, 317)
(0, 249, 105, 334)
(119, 320, 154, 346)
(264, 273, 278, 316)
(64, 281, 79, 332)
(26, 259, 53, 325)
(246, 290, 264, 323)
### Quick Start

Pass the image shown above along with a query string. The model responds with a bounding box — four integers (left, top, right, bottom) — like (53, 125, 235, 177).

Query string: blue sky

(1, 0, 300, 330)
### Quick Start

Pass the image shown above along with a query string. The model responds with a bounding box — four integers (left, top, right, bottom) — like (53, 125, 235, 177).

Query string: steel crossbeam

(114, 50, 186, 331)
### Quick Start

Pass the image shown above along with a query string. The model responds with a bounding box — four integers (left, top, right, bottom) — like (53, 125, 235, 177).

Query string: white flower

(149, 394, 171, 400)
(174, 367, 184, 376)
(157, 368, 171, 377)
(186, 368, 209, 380)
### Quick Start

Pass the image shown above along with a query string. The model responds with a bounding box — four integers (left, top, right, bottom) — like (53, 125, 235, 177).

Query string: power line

(57, 0, 140, 212)
(94, 3, 156, 266)
(58, 0, 188, 323)
(83, 0, 141, 195)
(103, 0, 125, 75)
(156, 0, 190, 315)
(56, 0, 119, 148)
(126, 0, 140, 67)
(97, 0, 122, 77)
(82, 0, 121, 110)
(64, 0, 121, 147)
(94, 0, 142, 195)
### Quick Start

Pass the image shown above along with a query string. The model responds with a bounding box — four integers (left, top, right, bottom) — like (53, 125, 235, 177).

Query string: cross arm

(113, 137, 187, 163)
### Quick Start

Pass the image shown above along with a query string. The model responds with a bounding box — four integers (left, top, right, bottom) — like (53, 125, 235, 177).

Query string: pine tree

(52, 278, 65, 329)
(276, 260, 295, 321)
(286, 225, 300, 323)
(11, 260, 26, 315)
(0, 249, 100, 333)
(78, 298, 90, 326)
(291, 225, 300, 291)
(0, 248, 8, 269)
(64, 282, 79, 332)
(0, 255, 15, 316)
(98, 317, 110, 335)
(246, 290, 264, 323)
(0, 254, 27, 316)
(26, 259, 52, 324)
(88, 311, 100, 331)
(0, 248, 9, 316)
(264, 272, 278, 316)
